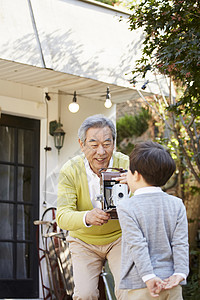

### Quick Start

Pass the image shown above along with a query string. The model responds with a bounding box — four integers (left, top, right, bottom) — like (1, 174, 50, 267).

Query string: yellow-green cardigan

(56, 152, 129, 245)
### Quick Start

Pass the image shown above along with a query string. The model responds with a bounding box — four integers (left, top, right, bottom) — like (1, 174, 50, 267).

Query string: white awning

(0, 0, 175, 102)
(0, 58, 150, 104)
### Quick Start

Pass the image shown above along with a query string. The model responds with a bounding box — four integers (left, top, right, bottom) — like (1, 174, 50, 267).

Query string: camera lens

(118, 192, 124, 198)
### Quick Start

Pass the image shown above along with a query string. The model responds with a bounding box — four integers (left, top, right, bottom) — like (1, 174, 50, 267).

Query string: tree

(126, 4, 200, 295)
(127, 0, 200, 185)
(128, 0, 200, 115)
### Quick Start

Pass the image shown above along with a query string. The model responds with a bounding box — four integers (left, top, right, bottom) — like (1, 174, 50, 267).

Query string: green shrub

(116, 107, 152, 145)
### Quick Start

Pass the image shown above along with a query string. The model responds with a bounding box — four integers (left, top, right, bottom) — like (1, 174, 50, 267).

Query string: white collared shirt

(134, 186, 163, 196)
(83, 156, 113, 226)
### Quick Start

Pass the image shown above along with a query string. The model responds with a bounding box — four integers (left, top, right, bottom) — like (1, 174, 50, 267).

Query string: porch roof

(0, 0, 174, 102)
(0, 58, 149, 104)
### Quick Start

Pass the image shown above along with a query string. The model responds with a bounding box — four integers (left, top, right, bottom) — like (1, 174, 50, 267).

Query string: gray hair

(78, 114, 116, 143)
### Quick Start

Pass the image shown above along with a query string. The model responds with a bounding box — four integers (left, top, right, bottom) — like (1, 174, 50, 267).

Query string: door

(0, 114, 40, 298)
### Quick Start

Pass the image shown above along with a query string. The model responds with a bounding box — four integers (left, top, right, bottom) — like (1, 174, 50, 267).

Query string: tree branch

(136, 89, 173, 131)
(177, 137, 200, 184)
(180, 115, 200, 170)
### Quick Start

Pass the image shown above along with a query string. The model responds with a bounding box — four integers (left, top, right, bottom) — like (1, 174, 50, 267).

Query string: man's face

(79, 126, 114, 175)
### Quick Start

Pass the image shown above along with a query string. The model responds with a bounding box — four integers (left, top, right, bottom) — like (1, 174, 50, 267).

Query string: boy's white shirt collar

(134, 186, 163, 196)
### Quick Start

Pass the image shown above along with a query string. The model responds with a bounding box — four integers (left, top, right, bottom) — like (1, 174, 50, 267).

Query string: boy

(117, 141, 189, 299)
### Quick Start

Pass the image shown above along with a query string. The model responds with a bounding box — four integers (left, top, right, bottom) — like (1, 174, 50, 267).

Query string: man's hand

(85, 208, 110, 226)
(163, 274, 184, 289)
(146, 277, 166, 298)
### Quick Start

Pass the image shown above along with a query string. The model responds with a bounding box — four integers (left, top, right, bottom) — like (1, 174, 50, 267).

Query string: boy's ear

(134, 170, 141, 182)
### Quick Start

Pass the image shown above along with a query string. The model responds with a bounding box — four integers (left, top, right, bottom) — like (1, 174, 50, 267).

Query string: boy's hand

(163, 274, 184, 289)
(146, 277, 166, 297)
(115, 172, 128, 184)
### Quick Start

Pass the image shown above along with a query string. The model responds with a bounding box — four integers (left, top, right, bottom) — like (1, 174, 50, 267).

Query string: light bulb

(104, 87, 112, 108)
(68, 102, 79, 113)
(104, 98, 112, 108)
(68, 91, 79, 113)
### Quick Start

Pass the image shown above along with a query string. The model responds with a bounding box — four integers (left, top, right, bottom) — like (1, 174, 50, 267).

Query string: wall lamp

(68, 91, 79, 113)
(104, 87, 112, 108)
(49, 120, 66, 154)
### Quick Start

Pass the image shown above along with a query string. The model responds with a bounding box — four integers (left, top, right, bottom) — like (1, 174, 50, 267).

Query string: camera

(112, 183, 128, 206)
(96, 168, 128, 219)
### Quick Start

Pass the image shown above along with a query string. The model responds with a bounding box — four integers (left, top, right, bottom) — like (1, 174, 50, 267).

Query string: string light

(104, 87, 112, 108)
(68, 91, 79, 113)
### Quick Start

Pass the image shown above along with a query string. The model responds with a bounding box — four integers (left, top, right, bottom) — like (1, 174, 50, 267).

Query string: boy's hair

(130, 141, 176, 187)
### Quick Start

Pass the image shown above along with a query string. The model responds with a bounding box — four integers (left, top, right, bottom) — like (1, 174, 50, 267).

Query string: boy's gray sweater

(117, 192, 189, 290)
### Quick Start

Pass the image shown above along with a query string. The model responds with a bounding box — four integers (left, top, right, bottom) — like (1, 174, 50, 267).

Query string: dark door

(0, 114, 40, 298)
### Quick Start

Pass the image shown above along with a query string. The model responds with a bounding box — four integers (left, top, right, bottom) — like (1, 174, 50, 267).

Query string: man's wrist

(83, 211, 92, 227)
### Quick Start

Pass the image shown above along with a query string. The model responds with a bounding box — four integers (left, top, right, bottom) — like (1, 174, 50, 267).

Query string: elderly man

(56, 114, 129, 299)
